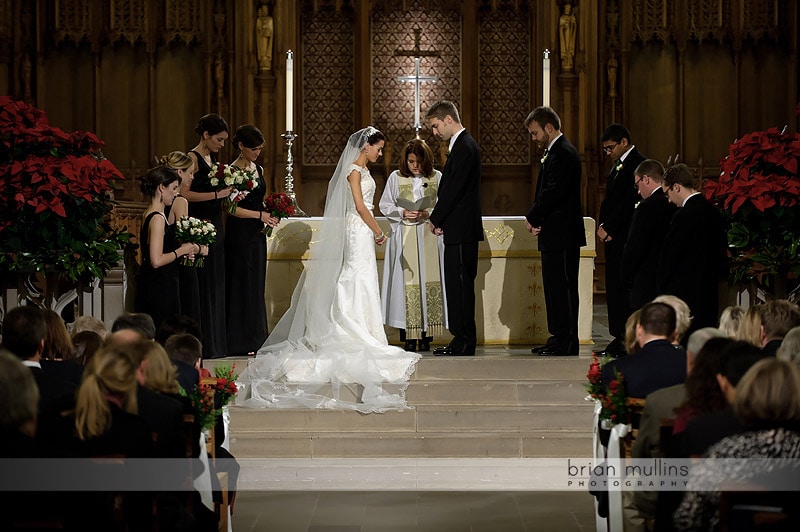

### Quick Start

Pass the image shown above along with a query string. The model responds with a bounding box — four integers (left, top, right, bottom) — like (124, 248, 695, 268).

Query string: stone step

(406, 379, 588, 406)
(230, 404, 593, 434)
(230, 431, 593, 459)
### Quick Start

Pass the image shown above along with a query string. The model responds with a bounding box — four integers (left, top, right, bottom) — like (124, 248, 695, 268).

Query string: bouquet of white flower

(174, 216, 217, 267)
(209, 163, 258, 214)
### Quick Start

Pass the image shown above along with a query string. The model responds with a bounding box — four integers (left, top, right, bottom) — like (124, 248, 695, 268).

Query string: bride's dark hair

(365, 128, 385, 146)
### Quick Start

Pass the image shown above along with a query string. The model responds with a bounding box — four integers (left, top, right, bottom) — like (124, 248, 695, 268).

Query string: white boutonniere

(634, 201, 641, 209)
(615, 161, 623, 172)
(540, 153, 549, 165)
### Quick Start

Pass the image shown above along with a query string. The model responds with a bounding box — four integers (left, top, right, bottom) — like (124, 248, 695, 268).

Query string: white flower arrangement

(174, 216, 217, 267)
(615, 161, 623, 172)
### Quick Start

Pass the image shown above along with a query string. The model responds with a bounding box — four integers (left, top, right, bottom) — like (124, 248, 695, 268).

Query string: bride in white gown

(236, 126, 421, 413)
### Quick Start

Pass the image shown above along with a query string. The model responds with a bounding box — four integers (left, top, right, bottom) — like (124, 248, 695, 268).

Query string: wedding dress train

(236, 152, 421, 413)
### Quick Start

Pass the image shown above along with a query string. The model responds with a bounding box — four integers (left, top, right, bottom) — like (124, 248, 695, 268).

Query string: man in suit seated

(757, 299, 800, 356)
(601, 301, 687, 400)
(1, 306, 76, 445)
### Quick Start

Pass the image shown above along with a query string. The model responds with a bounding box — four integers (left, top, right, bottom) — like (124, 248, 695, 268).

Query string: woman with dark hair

(136, 165, 198, 331)
(185, 114, 232, 358)
(225, 124, 279, 356)
(237, 127, 421, 412)
(379, 138, 446, 352)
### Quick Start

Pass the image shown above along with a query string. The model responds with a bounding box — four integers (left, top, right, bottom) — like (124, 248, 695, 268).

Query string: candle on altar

(543, 49, 551, 107)
(414, 57, 421, 129)
(286, 50, 294, 131)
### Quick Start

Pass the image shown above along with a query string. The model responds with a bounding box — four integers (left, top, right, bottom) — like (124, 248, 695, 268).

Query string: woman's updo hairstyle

(194, 113, 229, 137)
(159, 150, 193, 172)
(139, 165, 180, 197)
(366, 128, 386, 146)
(233, 124, 265, 150)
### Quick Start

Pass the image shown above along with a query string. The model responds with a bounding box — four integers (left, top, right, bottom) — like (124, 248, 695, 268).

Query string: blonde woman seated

(736, 305, 763, 347)
(718, 305, 744, 338)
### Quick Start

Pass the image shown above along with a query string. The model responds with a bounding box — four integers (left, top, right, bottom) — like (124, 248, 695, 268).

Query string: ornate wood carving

(477, 2, 530, 165)
(164, 0, 202, 45)
(109, 0, 149, 47)
(54, 0, 92, 46)
(687, 0, 730, 44)
(301, 2, 355, 166)
(631, 0, 672, 44)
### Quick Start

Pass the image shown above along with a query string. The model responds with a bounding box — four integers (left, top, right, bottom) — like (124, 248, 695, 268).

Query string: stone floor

(229, 297, 612, 531)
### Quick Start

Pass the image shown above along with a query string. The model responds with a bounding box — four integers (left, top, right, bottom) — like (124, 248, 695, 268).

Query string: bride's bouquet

(209, 162, 258, 215)
(174, 216, 217, 267)
(261, 192, 296, 236)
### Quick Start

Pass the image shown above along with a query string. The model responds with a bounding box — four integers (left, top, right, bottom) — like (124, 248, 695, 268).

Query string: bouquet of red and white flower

(174, 216, 217, 267)
(209, 163, 258, 215)
(261, 192, 296, 236)
(213, 363, 238, 407)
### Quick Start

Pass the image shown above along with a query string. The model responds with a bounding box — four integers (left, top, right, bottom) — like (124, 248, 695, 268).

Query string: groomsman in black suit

(658, 164, 727, 334)
(525, 107, 586, 357)
(621, 159, 678, 310)
(426, 100, 484, 356)
(597, 124, 646, 357)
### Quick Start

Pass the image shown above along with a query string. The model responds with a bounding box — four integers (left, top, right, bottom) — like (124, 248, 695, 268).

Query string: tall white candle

(286, 50, 294, 131)
(414, 58, 421, 129)
(543, 49, 551, 107)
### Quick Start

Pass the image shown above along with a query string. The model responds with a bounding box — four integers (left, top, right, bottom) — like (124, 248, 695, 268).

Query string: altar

(265, 216, 596, 345)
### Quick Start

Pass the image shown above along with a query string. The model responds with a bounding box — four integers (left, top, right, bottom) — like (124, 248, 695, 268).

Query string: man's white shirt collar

(546, 132, 563, 151)
(682, 191, 701, 207)
(449, 127, 466, 152)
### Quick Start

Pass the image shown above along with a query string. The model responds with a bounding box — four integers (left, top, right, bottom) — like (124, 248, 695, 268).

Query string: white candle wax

(286, 50, 294, 131)
(543, 49, 551, 107)
(414, 58, 421, 129)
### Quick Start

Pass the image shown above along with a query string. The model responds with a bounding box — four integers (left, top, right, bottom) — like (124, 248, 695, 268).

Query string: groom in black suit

(525, 107, 585, 357)
(426, 100, 484, 356)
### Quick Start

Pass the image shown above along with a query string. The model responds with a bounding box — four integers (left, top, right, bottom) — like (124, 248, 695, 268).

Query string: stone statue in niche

(607, 55, 618, 98)
(257, 6, 273, 71)
(559, 2, 577, 71)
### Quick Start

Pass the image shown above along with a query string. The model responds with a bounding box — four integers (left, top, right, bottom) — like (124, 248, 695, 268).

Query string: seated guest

(0, 350, 40, 456)
(653, 294, 692, 346)
(73, 330, 103, 367)
(677, 341, 769, 457)
(71, 314, 108, 339)
(1, 306, 76, 439)
(164, 333, 202, 392)
(674, 358, 800, 531)
(601, 301, 686, 399)
(625, 330, 728, 531)
(122, 338, 185, 459)
(623, 309, 642, 356)
(671, 333, 732, 434)
(111, 312, 157, 340)
(777, 325, 800, 365)
(41, 309, 84, 385)
(718, 305, 743, 338)
(758, 299, 800, 355)
(736, 305, 763, 347)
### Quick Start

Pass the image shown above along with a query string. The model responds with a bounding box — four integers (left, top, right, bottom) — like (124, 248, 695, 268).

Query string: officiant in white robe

(379, 139, 447, 352)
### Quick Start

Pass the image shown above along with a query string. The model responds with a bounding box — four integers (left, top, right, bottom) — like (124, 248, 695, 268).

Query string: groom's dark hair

(426, 100, 461, 124)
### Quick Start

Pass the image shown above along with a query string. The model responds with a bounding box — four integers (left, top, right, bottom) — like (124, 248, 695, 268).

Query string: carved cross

(395, 28, 440, 134)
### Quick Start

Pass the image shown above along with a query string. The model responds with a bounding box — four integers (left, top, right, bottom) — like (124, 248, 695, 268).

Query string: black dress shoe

(404, 339, 417, 352)
(417, 339, 430, 352)
(433, 346, 455, 356)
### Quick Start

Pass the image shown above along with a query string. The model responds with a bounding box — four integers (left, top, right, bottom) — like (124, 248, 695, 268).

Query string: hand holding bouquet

(209, 163, 259, 214)
(262, 192, 296, 236)
(174, 216, 217, 267)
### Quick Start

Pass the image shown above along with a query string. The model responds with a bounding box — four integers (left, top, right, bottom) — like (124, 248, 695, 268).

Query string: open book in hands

(396, 195, 434, 211)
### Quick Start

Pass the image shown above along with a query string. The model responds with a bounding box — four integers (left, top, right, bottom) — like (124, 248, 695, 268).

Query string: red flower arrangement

(703, 124, 800, 292)
(213, 363, 238, 408)
(262, 192, 296, 236)
(585, 352, 607, 400)
(600, 368, 629, 426)
(187, 382, 217, 431)
(0, 97, 130, 282)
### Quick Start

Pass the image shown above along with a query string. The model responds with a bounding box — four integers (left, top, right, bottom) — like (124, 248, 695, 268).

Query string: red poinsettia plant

(703, 120, 800, 293)
(261, 192, 296, 236)
(585, 352, 609, 400)
(0, 97, 130, 282)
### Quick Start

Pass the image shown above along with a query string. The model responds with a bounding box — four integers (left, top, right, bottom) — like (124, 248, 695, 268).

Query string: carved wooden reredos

(0, 0, 797, 219)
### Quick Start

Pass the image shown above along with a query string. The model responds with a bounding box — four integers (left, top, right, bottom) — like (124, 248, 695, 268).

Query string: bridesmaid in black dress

(225, 125, 280, 356)
(162, 151, 208, 333)
(185, 114, 232, 358)
(136, 166, 199, 331)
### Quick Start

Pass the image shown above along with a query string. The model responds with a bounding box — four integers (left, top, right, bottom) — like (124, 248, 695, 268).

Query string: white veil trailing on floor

(236, 127, 421, 413)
